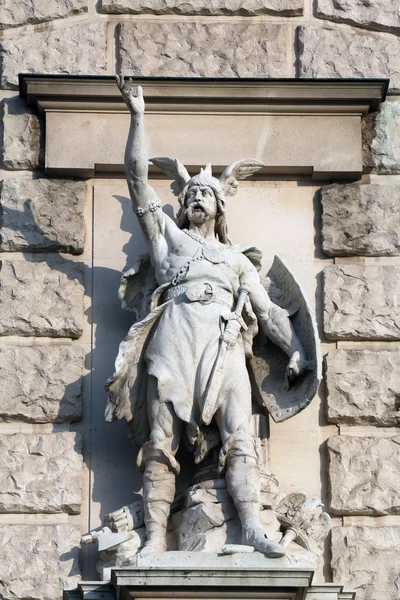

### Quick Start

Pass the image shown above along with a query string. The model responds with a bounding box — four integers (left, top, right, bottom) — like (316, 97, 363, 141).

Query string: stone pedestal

(64, 552, 355, 600)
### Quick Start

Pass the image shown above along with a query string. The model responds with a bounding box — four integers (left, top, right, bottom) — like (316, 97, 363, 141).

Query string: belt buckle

(186, 282, 214, 304)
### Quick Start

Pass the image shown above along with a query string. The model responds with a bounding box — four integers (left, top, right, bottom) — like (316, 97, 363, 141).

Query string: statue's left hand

(115, 74, 145, 115)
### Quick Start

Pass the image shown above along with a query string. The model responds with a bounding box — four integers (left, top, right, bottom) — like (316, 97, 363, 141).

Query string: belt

(164, 282, 234, 308)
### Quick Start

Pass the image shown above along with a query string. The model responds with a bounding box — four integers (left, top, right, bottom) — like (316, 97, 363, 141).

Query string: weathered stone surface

(0, 0, 87, 29)
(363, 102, 400, 174)
(0, 346, 83, 423)
(118, 22, 288, 78)
(0, 524, 80, 600)
(0, 432, 82, 513)
(321, 183, 400, 256)
(298, 26, 400, 93)
(102, 0, 302, 16)
(0, 258, 84, 338)
(315, 0, 400, 34)
(331, 526, 400, 600)
(328, 435, 400, 516)
(0, 22, 107, 89)
(0, 178, 86, 253)
(2, 97, 44, 170)
(323, 265, 400, 340)
(326, 349, 400, 427)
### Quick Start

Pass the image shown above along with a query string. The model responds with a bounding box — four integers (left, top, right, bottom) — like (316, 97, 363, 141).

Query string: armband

(135, 198, 161, 217)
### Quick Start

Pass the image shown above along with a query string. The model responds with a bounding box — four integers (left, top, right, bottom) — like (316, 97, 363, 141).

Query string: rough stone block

(363, 101, 400, 174)
(326, 349, 400, 427)
(2, 97, 44, 170)
(331, 526, 400, 600)
(0, 346, 83, 423)
(0, 22, 107, 89)
(0, 432, 82, 513)
(321, 183, 400, 256)
(0, 178, 86, 253)
(118, 22, 288, 78)
(101, 0, 302, 16)
(0, 0, 87, 29)
(328, 435, 400, 516)
(323, 265, 400, 340)
(298, 26, 400, 93)
(0, 258, 84, 338)
(0, 524, 80, 600)
(315, 0, 400, 34)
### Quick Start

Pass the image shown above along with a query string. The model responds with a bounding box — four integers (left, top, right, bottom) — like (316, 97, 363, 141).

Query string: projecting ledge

(19, 75, 388, 180)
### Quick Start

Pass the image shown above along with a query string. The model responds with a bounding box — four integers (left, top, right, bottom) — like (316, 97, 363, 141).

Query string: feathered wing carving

(150, 157, 191, 196)
(220, 158, 265, 197)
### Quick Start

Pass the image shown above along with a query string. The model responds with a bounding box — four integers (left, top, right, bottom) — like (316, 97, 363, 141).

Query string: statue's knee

(137, 440, 180, 476)
(218, 429, 259, 474)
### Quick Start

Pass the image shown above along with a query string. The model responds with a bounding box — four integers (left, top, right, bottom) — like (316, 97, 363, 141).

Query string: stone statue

(105, 76, 321, 559)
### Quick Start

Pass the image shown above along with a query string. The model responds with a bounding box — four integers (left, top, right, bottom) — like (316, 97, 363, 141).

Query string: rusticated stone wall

(1, 2, 400, 599)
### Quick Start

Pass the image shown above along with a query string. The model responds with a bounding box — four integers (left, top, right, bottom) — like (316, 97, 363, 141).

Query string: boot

(226, 454, 286, 558)
(141, 459, 175, 553)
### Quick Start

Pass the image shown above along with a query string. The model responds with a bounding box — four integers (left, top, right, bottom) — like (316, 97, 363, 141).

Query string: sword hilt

(235, 283, 251, 316)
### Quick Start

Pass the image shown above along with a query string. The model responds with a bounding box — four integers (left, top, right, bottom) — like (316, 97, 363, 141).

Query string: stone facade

(0, 432, 83, 513)
(0, 524, 81, 600)
(0, 178, 86, 253)
(326, 349, 400, 426)
(328, 435, 400, 516)
(0, 345, 83, 423)
(0, 1, 400, 598)
(323, 264, 400, 340)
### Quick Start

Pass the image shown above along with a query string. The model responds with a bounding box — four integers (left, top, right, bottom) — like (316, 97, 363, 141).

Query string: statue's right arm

(116, 75, 164, 242)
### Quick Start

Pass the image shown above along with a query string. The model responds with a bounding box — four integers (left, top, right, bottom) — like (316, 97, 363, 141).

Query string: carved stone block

(321, 183, 400, 256)
(0, 178, 86, 253)
(315, 0, 400, 34)
(0, 524, 80, 600)
(118, 22, 288, 78)
(0, 432, 82, 513)
(298, 26, 400, 93)
(0, 259, 84, 338)
(326, 349, 400, 426)
(0, 22, 107, 89)
(2, 97, 43, 170)
(328, 435, 400, 516)
(101, 0, 302, 16)
(332, 526, 400, 600)
(0, 345, 83, 423)
(0, 0, 87, 29)
(323, 265, 400, 340)
(363, 101, 400, 174)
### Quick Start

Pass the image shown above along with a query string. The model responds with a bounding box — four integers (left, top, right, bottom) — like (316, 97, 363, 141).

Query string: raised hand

(115, 74, 145, 115)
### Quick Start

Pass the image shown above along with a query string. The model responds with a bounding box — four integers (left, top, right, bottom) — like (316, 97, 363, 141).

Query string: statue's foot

(139, 539, 167, 554)
(242, 526, 286, 558)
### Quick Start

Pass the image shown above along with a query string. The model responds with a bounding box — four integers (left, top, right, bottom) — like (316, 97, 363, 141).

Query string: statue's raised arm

(116, 75, 163, 241)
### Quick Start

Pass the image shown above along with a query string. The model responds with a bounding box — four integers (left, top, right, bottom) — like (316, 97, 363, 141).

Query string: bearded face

(185, 185, 217, 225)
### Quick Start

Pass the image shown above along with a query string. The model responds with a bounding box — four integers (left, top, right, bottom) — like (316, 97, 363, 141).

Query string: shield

(249, 255, 322, 423)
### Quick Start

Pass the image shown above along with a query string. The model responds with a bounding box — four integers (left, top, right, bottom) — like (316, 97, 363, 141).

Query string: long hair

(176, 176, 231, 245)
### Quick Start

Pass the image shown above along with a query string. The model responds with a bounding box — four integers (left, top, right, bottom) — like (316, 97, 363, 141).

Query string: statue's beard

(186, 203, 212, 225)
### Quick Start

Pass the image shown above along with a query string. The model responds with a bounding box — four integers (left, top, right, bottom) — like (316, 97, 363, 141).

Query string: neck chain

(171, 229, 228, 287)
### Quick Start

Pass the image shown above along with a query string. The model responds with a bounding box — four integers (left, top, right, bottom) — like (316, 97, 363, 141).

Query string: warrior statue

(105, 76, 320, 558)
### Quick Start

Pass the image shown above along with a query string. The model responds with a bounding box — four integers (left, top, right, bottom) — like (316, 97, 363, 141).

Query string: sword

(202, 283, 251, 426)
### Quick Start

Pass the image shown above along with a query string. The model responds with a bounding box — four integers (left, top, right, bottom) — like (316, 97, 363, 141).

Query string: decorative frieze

(0, 524, 81, 600)
(326, 349, 400, 426)
(363, 101, 400, 174)
(315, 0, 400, 35)
(117, 22, 288, 78)
(0, 22, 108, 89)
(0, 345, 83, 423)
(328, 435, 400, 516)
(298, 26, 400, 93)
(2, 97, 43, 170)
(332, 526, 400, 600)
(323, 265, 400, 340)
(0, 178, 86, 254)
(321, 183, 400, 256)
(0, 0, 87, 30)
(0, 259, 84, 338)
(101, 0, 302, 16)
(0, 432, 82, 513)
